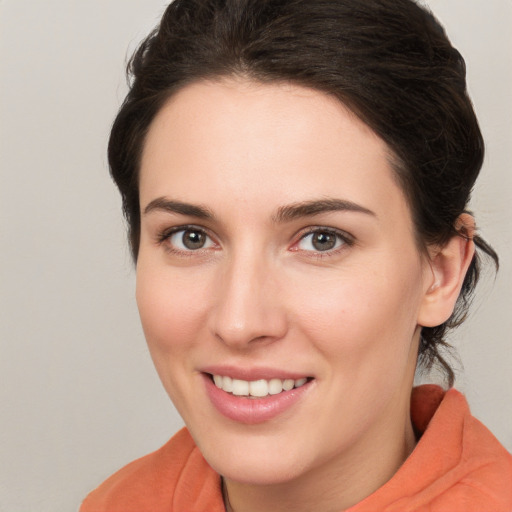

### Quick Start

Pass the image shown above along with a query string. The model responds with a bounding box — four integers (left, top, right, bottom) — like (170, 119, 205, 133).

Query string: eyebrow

(143, 197, 214, 219)
(272, 198, 376, 223)
(142, 196, 375, 222)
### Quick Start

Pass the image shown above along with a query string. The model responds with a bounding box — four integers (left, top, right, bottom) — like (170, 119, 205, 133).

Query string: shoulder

(445, 389, 512, 511)
(80, 428, 223, 512)
(351, 386, 512, 512)
(409, 387, 512, 511)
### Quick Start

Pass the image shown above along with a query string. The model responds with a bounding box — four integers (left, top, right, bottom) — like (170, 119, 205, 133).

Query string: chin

(190, 427, 315, 486)
(213, 456, 308, 486)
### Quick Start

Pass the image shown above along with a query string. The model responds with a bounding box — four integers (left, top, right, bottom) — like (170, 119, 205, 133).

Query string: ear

(417, 214, 476, 328)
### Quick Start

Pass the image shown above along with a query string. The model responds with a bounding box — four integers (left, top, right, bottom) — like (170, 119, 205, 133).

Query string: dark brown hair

(108, 0, 498, 385)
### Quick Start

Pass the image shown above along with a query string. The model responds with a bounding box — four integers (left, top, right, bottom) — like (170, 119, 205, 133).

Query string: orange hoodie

(80, 386, 512, 511)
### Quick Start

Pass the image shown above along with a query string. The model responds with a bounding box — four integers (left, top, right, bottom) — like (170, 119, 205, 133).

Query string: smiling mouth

(209, 374, 313, 398)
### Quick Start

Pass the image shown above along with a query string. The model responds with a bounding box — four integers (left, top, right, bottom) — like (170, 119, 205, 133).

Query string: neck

(223, 407, 416, 512)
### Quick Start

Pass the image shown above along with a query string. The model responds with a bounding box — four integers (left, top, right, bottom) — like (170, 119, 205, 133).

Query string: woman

(81, 0, 512, 510)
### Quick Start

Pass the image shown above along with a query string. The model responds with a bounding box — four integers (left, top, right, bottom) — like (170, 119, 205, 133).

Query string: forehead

(139, 78, 408, 222)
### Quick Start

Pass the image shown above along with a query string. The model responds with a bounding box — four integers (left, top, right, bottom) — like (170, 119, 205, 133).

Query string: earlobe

(418, 214, 476, 328)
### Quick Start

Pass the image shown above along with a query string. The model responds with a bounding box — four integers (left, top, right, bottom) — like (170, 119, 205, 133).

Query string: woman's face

(137, 79, 432, 485)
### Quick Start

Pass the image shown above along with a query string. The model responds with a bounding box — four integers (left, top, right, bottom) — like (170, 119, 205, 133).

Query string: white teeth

(249, 379, 268, 397)
(294, 378, 307, 387)
(212, 375, 309, 397)
(222, 376, 233, 392)
(283, 378, 295, 391)
(231, 379, 249, 396)
(268, 378, 283, 395)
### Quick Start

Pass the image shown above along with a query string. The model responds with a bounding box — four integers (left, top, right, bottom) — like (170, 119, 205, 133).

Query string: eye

(296, 228, 350, 253)
(165, 227, 216, 251)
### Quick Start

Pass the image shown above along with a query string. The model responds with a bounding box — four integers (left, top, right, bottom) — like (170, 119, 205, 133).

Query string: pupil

(313, 232, 336, 251)
(183, 230, 205, 249)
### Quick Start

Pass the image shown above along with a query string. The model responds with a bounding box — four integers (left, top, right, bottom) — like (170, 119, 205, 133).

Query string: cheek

(289, 257, 424, 372)
(285, 259, 425, 436)
(135, 261, 216, 417)
(135, 263, 210, 356)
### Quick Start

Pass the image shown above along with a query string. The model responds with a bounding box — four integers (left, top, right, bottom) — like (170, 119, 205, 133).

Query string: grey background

(1, 1, 511, 510)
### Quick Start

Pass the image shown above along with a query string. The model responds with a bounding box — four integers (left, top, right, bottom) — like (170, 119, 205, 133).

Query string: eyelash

(156, 225, 355, 257)
(156, 225, 217, 257)
(292, 227, 355, 258)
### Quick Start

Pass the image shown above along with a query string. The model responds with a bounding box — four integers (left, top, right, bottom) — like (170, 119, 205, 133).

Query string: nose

(209, 249, 288, 349)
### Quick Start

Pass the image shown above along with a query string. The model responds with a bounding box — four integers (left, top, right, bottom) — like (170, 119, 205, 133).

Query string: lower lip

(202, 374, 313, 424)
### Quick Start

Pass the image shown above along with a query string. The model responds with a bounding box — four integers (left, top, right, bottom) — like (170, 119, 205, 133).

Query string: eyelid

(155, 224, 354, 256)
(290, 226, 355, 254)
(156, 224, 219, 254)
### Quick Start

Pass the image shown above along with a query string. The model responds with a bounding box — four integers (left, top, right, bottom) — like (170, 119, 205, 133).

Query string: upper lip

(200, 365, 312, 381)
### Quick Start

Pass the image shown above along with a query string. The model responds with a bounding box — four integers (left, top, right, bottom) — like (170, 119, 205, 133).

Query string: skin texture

(136, 79, 474, 512)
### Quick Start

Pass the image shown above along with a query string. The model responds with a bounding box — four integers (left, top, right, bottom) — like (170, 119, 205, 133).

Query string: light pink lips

(202, 372, 313, 424)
